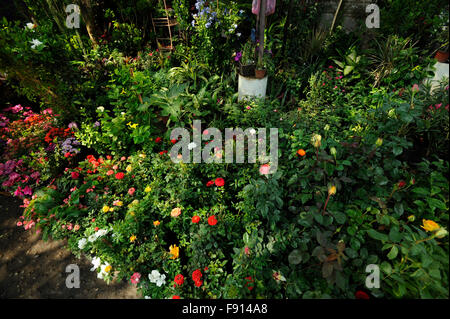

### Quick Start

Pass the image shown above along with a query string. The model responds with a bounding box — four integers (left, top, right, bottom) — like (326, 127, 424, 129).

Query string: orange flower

(153, 220, 160, 227)
(297, 149, 306, 156)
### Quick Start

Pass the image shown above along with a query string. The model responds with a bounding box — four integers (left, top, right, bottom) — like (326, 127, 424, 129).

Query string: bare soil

(0, 194, 139, 299)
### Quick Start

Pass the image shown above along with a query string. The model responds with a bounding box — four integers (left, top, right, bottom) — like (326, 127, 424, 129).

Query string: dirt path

(0, 194, 139, 298)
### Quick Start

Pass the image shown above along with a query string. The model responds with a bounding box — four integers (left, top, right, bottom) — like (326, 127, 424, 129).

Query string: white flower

(96, 229, 108, 237)
(30, 39, 43, 49)
(97, 106, 105, 112)
(188, 142, 197, 150)
(237, 33, 241, 37)
(148, 270, 166, 287)
(249, 128, 256, 135)
(78, 238, 87, 249)
(97, 263, 111, 279)
(90, 257, 101, 271)
(88, 234, 98, 242)
(26, 23, 35, 30)
(144, 296, 151, 299)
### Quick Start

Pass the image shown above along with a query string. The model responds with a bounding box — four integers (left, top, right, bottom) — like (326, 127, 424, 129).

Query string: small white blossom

(26, 23, 35, 30)
(30, 39, 43, 49)
(90, 257, 101, 271)
(97, 106, 105, 112)
(148, 270, 166, 287)
(78, 238, 87, 249)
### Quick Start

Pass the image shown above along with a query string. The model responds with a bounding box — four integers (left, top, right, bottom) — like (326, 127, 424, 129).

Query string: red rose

(155, 137, 162, 143)
(206, 180, 214, 187)
(174, 274, 184, 286)
(115, 172, 125, 179)
(71, 171, 79, 179)
(172, 295, 180, 299)
(355, 290, 370, 299)
(208, 215, 218, 226)
(398, 180, 406, 188)
(192, 216, 200, 224)
(214, 178, 225, 187)
(171, 139, 177, 144)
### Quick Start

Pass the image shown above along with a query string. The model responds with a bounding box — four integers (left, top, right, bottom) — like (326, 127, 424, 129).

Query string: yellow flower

(421, 219, 440, 232)
(144, 186, 152, 193)
(153, 220, 160, 227)
(311, 134, 322, 148)
(130, 235, 137, 242)
(114, 200, 123, 207)
(102, 205, 110, 213)
(169, 244, 179, 259)
(139, 153, 146, 158)
(104, 265, 112, 273)
(328, 185, 336, 196)
(126, 165, 132, 172)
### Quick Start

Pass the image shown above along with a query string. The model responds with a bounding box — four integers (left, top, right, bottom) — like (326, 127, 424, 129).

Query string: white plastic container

(238, 74, 268, 101)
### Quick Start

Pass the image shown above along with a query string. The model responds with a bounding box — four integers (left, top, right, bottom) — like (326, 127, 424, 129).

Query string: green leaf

(393, 146, 403, 156)
(288, 249, 303, 265)
(389, 228, 402, 243)
(387, 246, 398, 259)
(367, 229, 389, 241)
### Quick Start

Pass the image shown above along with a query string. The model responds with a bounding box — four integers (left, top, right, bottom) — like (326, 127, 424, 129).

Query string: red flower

(398, 180, 406, 188)
(192, 269, 202, 282)
(172, 295, 180, 299)
(194, 280, 203, 287)
(206, 180, 214, 187)
(245, 276, 254, 291)
(214, 178, 225, 187)
(159, 150, 168, 155)
(208, 215, 218, 226)
(174, 274, 184, 286)
(71, 171, 79, 179)
(355, 290, 370, 299)
(171, 139, 177, 144)
(64, 152, 71, 158)
(192, 216, 200, 224)
(155, 137, 162, 143)
(115, 172, 125, 180)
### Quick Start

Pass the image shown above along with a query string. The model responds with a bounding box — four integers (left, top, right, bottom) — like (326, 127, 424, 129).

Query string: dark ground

(0, 194, 138, 298)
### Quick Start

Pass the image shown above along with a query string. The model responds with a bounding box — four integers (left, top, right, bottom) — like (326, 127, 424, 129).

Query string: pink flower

(17, 221, 23, 227)
(14, 186, 23, 197)
(128, 187, 136, 196)
(67, 224, 73, 230)
(130, 272, 141, 284)
(244, 246, 250, 256)
(259, 164, 270, 175)
(22, 186, 32, 196)
(74, 225, 80, 231)
(435, 103, 442, 109)
(412, 84, 419, 92)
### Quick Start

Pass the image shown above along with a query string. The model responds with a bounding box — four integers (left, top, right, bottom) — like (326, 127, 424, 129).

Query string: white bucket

(238, 74, 268, 101)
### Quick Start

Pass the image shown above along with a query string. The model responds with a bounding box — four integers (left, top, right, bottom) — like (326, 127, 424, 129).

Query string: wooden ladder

(151, 0, 178, 51)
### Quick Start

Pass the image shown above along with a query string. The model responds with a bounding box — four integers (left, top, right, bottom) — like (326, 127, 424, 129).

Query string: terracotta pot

(435, 50, 449, 63)
(239, 64, 256, 77)
(255, 69, 266, 79)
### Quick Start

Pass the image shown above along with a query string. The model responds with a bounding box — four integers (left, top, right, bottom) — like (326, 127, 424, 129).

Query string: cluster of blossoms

(90, 257, 112, 279)
(192, 0, 217, 28)
(192, 269, 203, 287)
(61, 137, 81, 156)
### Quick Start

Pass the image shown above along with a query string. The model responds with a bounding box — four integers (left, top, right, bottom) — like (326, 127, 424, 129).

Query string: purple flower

(235, 52, 242, 62)
(68, 122, 78, 129)
(94, 121, 100, 127)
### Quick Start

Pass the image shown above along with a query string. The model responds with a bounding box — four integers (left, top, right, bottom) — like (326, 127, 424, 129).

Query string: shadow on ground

(0, 195, 138, 298)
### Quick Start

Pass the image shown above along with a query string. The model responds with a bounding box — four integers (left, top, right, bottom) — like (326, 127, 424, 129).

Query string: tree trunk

(77, 0, 98, 46)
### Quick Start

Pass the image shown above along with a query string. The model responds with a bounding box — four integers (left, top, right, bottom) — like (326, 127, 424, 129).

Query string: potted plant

(234, 40, 256, 77)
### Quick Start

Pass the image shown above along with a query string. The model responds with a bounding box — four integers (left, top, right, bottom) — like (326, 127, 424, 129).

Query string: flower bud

(330, 147, 337, 156)
(375, 138, 383, 147)
(407, 215, 415, 222)
(328, 185, 336, 196)
(435, 228, 448, 239)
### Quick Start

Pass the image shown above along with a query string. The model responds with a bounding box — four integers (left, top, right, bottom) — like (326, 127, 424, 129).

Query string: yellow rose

(144, 186, 152, 193)
(169, 244, 179, 259)
(328, 185, 336, 196)
(421, 219, 440, 232)
(102, 205, 110, 213)
(311, 134, 322, 148)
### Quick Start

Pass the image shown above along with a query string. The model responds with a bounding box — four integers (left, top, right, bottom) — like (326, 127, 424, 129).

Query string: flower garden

(0, 0, 449, 299)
